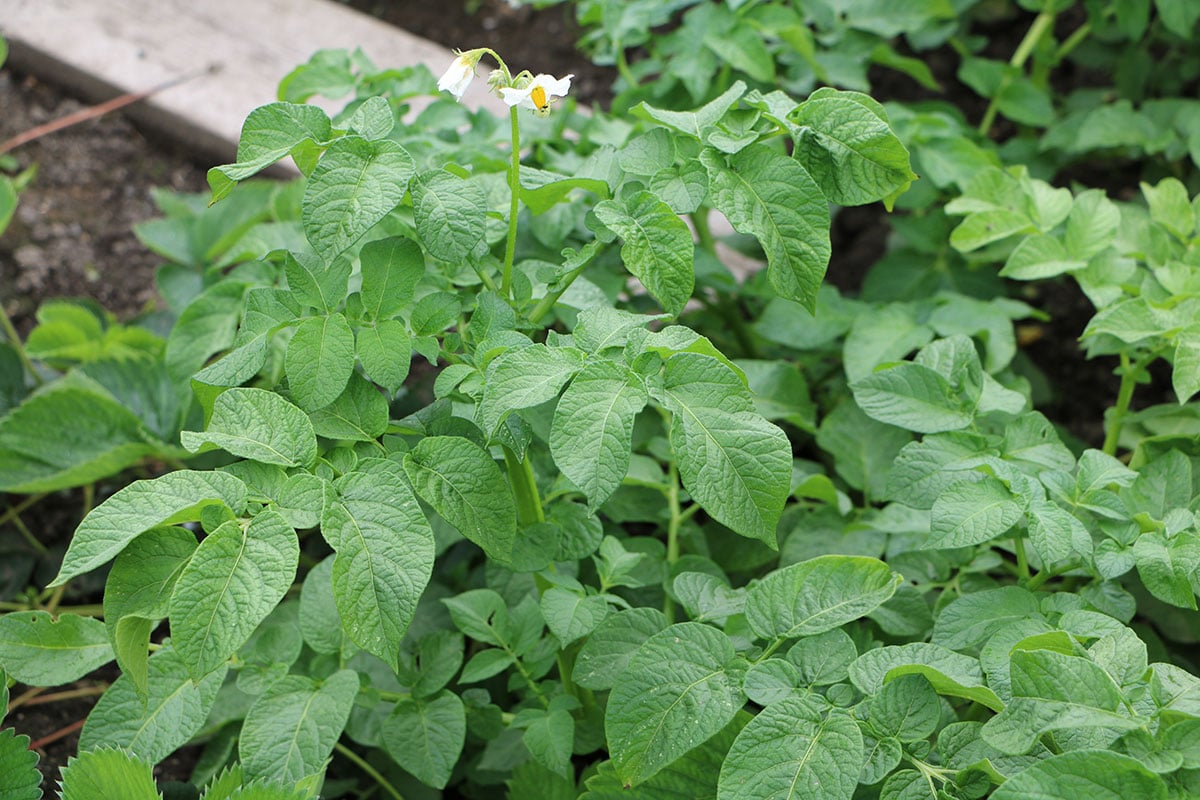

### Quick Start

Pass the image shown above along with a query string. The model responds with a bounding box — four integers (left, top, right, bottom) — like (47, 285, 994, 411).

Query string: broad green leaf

(932, 587, 1042, 650)
(298, 556, 342, 655)
(399, 629, 464, 699)
(633, 81, 747, 139)
(0, 727, 40, 800)
(459, 648, 513, 683)
(574, 607, 669, 691)
(308, 372, 389, 441)
(593, 191, 694, 317)
(519, 705, 576, 778)
(381, 691, 465, 789)
(356, 320, 411, 394)
(478, 344, 585, 437)
(166, 280, 252, 382)
(550, 360, 649, 510)
(851, 363, 975, 433)
(540, 588, 609, 645)
(240, 670, 359, 783)
(659, 353, 791, 545)
(0, 611, 112, 685)
(103, 526, 198, 698)
(181, 388, 317, 467)
(403, 436, 516, 562)
(991, 750, 1167, 800)
(442, 589, 511, 647)
(1133, 530, 1200, 609)
(606, 622, 743, 786)
(358, 236, 424, 320)
(701, 144, 830, 311)
(412, 169, 487, 263)
(59, 748, 159, 800)
(0, 378, 169, 494)
(79, 645, 225, 765)
(170, 511, 298, 680)
(283, 251, 350, 314)
(301, 136, 414, 261)
(869, 674, 940, 742)
(982, 649, 1138, 753)
(285, 314, 356, 412)
(885, 432, 991, 509)
(718, 697, 861, 800)
(208, 103, 332, 201)
(925, 477, 1022, 549)
(745, 555, 901, 640)
(740, 659, 802, 707)
(674, 573, 745, 623)
(519, 167, 610, 214)
(816, 400, 911, 501)
(786, 629, 858, 686)
(1173, 329, 1200, 403)
(52, 470, 247, 585)
(1064, 190, 1121, 260)
(321, 459, 435, 669)
(790, 89, 916, 209)
(1142, 177, 1194, 240)
(850, 643, 1002, 711)
(581, 713, 748, 800)
(1001, 234, 1087, 280)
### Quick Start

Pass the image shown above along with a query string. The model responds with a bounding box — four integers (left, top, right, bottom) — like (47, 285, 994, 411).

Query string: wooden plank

(1, 0, 500, 164)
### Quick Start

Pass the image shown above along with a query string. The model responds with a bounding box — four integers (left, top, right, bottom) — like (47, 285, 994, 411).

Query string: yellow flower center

(531, 85, 549, 111)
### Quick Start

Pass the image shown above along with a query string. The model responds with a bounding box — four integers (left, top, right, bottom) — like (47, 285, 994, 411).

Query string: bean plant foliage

(3, 2, 1200, 798)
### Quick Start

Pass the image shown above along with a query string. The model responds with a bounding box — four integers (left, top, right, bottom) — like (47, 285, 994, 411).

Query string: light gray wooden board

(1, 0, 503, 165)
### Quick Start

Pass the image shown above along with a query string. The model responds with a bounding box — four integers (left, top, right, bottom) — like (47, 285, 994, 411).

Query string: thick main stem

(502, 106, 521, 299)
(503, 445, 544, 525)
(663, 460, 683, 623)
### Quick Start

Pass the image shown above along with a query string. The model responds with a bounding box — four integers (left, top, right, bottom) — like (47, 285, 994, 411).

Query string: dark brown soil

(0, 72, 210, 335)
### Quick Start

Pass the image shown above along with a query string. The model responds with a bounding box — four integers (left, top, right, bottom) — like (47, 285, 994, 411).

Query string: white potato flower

(499, 73, 574, 117)
(437, 50, 482, 100)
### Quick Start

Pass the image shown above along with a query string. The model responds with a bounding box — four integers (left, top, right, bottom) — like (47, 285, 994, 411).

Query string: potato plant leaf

(79, 645, 226, 765)
(52, 470, 247, 585)
(701, 144, 830, 312)
(240, 669, 359, 784)
(403, 436, 517, 562)
(169, 511, 298, 681)
(181, 387, 318, 467)
(321, 459, 435, 670)
(744, 555, 901, 640)
(606, 622, 743, 786)
(0, 611, 113, 686)
(301, 136, 414, 262)
(658, 353, 790, 545)
(550, 359, 649, 510)
(718, 695, 861, 800)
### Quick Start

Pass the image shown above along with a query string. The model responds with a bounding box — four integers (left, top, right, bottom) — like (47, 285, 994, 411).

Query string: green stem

(1102, 351, 1153, 456)
(1013, 534, 1030, 581)
(614, 44, 638, 90)
(690, 209, 717, 255)
(664, 460, 682, 623)
(503, 445, 544, 525)
(977, 10, 1056, 137)
(526, 250, 597, 325)
(334, 742, 405, 800)
(1052, 22, 1091, 65)
(1026, 561, 1078, 592)
(0, 303, 43, 386)
(502, 106, 521, 299)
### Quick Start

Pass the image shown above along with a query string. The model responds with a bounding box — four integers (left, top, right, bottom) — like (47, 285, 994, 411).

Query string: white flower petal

(499, 85, 532, 107)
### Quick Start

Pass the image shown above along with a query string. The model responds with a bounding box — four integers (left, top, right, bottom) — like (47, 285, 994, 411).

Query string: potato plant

(1, 4, 1200, 798)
